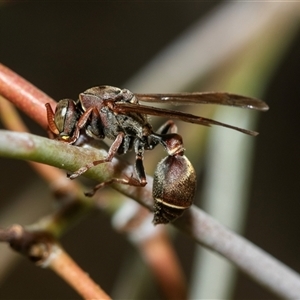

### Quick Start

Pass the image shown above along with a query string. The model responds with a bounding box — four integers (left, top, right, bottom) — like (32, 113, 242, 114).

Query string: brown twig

(0, 63, 56, 129)
(175, 207, 300, 299)
(0, 225, 110, 299)
(139, 230, 187, 299)
(48, 245, 111, 300)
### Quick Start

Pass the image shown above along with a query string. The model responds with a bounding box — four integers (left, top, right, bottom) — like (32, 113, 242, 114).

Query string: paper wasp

(46, 86, 268, 224)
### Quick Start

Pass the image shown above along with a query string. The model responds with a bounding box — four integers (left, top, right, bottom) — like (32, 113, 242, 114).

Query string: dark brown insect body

(45, 86, 268, 225)
(153, 154, 196, 224)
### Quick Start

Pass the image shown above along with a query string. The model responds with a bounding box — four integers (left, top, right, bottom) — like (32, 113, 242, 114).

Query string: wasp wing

(135, 92, 269, 111)
(114, 102, 258, 136)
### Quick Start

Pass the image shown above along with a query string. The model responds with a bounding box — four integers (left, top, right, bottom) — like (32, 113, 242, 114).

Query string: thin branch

(138, 230, 187, 300)
(0, 130, 153, 210)
(175, 207, 300, 299)
(0, 64, 56, 129)
(0, 225, 111, 299)
(47, 245, 111, 300)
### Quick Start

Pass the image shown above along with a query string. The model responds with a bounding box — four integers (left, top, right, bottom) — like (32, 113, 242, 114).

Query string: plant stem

(0, 63, 56, 129)
(48, 245, 111, 300)
(176, 207, 300, 299)
(0, 225, 111, 300)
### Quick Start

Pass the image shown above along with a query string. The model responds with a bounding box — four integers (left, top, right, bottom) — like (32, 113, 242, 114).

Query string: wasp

(45, 86, 268, 224)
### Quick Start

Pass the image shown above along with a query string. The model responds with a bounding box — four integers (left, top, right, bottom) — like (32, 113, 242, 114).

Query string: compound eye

(54, 99, 70, 132)
(54, 99, 77, 135)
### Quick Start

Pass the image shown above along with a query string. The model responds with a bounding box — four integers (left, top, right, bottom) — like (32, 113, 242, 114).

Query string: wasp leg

(68, 132, 125, 179)
(84, 175, 144, 197)
(133, 139, 148, 187)
(85, 140, 148, 196)
(64, 106, 96, 144)
(134, 153, 147, 186)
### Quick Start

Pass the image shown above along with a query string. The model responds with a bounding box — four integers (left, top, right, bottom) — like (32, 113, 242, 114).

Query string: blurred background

(0, 2, 299, 299)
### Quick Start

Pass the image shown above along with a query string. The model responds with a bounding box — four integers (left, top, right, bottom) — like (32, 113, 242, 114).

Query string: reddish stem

(0, 63, 56, 129)
(139, 230, 187, 300)
(49, 246, 111, 300)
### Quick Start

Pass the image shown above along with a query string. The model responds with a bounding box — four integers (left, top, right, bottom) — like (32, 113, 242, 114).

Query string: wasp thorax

(152, 155, 196, 225)
(83, 86, 122, 99)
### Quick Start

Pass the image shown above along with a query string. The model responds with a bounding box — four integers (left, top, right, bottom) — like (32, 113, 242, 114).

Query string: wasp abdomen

(152, 155, 196, 225)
